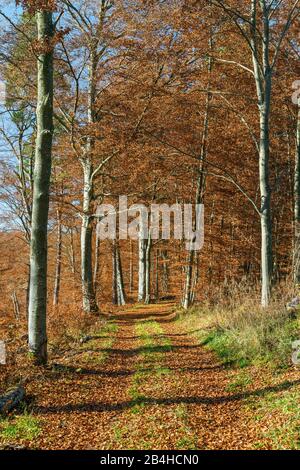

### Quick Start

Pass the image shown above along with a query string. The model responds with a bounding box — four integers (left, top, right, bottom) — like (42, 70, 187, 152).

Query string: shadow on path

(36, 378, 300, 415)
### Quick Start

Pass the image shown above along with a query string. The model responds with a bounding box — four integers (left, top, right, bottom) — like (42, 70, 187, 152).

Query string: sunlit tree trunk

(28, 11, 54, 365)
(258, 86, 272, 307)
(138, 235, 146, 302)
(182, 72, 211, 308)
(294, 100, 300, 284)
(116, 243, 126, 306)
(55, 1, 114, 313)
(67, 227, 76, 276)
(129, 240, 133, 294)
(80, 46, 98, 313)
(112, 241, 126, 306)
(145, 231, 152, 304)
(93, 231, 100, 295)
(155, 248, 159, 301)
(81, 158, 98, 313)
(26, 264, 30, 315)
(112, 242, 118, 305)
(183, 250, 194, 310)
(53, 209, 62, 307)
(251, 1, 273, 307)
(191, 253, 199, 304)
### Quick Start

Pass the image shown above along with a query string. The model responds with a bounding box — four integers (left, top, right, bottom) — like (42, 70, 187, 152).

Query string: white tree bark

(80, 38, 99, 313)
(112, 241, 126, 306)
(155, 249, 159, 301)
(145, 231, 152, 304)
(294, 100, 300, 284)
(93, 231, 100, 294)
(251, 0, 273, 307)
(53, 209, 62, 307)
(116, 243, 126, 306)
(129, 240, 133, 294)
(183, 250, 194, 310)
(81, 159, 98, 313)
(28, 11, 54, 364)
(181, 91, 210, 308)
(138, 235, 146, 302)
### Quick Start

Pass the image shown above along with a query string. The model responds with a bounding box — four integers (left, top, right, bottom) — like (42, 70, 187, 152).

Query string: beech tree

(112, 241, 126, 306)
(294, 96, 300, 284)
(56, 0, 123, 313)
(28, 4, 55, 364)
(0, 0, 299, 341)
(211, 0, 299, 306)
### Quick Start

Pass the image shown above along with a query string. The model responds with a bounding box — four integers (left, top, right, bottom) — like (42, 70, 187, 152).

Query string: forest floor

(1, 302, 300, 450)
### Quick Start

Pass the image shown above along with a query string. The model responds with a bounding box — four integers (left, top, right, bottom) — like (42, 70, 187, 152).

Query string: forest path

(23, 303, 258, 449)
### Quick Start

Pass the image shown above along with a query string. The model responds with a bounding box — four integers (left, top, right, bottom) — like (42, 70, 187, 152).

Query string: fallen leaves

(1, 304, 299, 450)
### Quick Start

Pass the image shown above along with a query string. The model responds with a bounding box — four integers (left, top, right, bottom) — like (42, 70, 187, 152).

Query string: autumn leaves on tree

(0, 1, 299, 365)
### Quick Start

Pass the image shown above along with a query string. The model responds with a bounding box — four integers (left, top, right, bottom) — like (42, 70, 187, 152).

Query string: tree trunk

(161, 250, 169, 295)
(294, 100, 300, 284)
(26, 264, 30, 317)
(181, 39, 212, 309)
(129, 240, 133, 294)
(53, 209, 62, 307)
(112, 241, 126, 306)
(0, 386, 25, 415)
(80, 43, 98, 313)
(68, 227, 76, 276)
(155, 248, 159, 301)
(138, 235, 146, 302)
(191, 252, 199, 304)
(116, 243, 126, 306)
(28, 11, 54, 365)
(11, 291, 20, 320)
(251, 2, 273, 307)
(259, 90, 273, 307)
(112, 242, 118, 305)
(93, 232, 100, 295)
(81, 160, 98, 313)
(182, 250, 194, 310)
(145, 231, 152, 304)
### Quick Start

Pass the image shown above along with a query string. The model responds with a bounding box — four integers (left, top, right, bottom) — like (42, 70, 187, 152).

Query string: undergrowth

(250, 389, 300, 449)
(177, 283, 300, 449)
(177, 284, 300, 368)
(0, 413, 40, 443)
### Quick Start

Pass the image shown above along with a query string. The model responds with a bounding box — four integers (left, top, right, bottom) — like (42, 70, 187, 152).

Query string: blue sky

(0, 2, 23, 229)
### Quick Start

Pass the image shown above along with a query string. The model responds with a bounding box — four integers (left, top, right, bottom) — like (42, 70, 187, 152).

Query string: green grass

(126, 322, 169, 414)
(176, 435, 198, 450)
(99, 322, 118, 335)
(155, 366, 171, 376)
(250, 389, 300, 449)
(0, 414, 40, 442)
(136, 322, 172, 365)
(80, 321, 118, 364)
(110, 320, 198, 449)
(177, 302, 300, 368)
(175, 404, 188, 420)
(226, 371, 253, 392)
(176, 299, 300, 449)
(174, 405, 198, 450)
